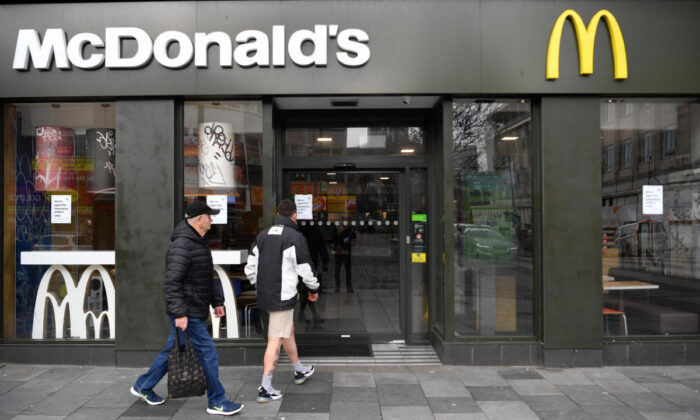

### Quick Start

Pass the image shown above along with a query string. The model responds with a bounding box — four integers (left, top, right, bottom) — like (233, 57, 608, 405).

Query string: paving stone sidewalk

(1, 362, 699, 419)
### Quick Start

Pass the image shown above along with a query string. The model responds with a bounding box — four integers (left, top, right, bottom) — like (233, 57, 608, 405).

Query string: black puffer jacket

(163, 220, 224, 320)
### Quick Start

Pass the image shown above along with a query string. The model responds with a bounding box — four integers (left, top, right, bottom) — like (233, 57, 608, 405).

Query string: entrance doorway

(286, 171, 403, 345)
(275, 98, 437, 352)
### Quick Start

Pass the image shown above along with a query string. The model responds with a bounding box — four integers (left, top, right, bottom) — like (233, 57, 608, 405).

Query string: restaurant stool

(603, 307, 628, 336)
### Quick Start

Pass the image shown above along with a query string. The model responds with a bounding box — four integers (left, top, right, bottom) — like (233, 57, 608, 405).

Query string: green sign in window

(411, 213, 427, 222)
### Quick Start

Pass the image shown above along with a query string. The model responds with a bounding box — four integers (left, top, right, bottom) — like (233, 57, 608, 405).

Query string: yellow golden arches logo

(546, 9, 628, 80)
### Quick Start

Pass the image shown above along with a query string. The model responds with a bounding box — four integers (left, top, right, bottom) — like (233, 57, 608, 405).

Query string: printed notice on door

(295, 194, 313, 220)
(51, 195, 72, 224)
(643, 185, 663, 215)
(206, 195, 228, 224)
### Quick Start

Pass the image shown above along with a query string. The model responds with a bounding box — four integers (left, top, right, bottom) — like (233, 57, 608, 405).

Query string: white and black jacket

(244, 215, 319, 311)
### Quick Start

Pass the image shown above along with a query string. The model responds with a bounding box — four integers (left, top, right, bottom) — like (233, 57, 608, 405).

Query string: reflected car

(462, 225, 517, 262)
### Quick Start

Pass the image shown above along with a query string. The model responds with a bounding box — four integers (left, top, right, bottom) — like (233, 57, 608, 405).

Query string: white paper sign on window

(643, 185, 664, 215)
(295, 194, 313, 220)
(51, 194, 72, 224)
(207, 195, 228, 224)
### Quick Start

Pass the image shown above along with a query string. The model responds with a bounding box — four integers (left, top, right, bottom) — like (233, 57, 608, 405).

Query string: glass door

(285, 171, 404, 343)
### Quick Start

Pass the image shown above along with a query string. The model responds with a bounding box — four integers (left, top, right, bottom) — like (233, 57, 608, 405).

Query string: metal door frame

(274, 105, 436, 345)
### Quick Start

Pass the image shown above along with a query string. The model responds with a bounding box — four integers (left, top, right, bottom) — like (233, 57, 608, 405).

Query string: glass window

(183, 100, 263, 339)
(284, 126, 425, 156)
(452, 100, 534, 337)
(601, 99, 700, 336)
(3, 102, 116, 339)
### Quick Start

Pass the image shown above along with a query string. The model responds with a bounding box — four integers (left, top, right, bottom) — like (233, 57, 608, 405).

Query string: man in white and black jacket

(245, 199, 319, 403)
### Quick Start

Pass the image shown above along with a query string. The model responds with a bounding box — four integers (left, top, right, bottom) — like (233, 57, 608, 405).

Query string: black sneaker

(257, 386, 282, 403)
(294, 365, 315, 385)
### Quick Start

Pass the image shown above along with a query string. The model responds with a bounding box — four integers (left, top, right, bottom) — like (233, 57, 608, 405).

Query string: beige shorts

(267, 309, 294, 338)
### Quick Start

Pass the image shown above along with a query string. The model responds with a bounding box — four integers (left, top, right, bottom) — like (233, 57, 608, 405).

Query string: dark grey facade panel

(540, 97, 603, 350)
(1, 0, 699, 98)
(115, 100, 175, 350)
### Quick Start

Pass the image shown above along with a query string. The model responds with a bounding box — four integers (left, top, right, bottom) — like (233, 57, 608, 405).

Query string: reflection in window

(183, 101, 263, 339)
(601, 99, 700, 336)
(452, 100, 534, 337)
(3, 102, 116, 339)
(284, 126, 425, 156)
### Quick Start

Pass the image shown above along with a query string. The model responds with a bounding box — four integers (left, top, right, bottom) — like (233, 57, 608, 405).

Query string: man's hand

(175, 316, 188, 331)
(308, 289, 319, 302)
(214, 306, 225, 318)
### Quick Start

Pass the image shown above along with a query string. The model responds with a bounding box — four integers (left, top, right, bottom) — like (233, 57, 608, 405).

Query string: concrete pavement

(1, 362, 699, 419)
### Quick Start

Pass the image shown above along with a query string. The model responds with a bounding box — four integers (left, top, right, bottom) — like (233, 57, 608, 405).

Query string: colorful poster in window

(34, 125, 76, 191)
(198, 122, 235, 188)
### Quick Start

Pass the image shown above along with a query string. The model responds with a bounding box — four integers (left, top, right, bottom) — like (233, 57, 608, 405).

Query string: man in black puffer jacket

(245, 199, 319, 403)
(131, 200, 243, 416)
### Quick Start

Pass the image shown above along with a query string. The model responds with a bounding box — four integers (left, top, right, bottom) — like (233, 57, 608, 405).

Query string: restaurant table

(603, 280, 659, 311)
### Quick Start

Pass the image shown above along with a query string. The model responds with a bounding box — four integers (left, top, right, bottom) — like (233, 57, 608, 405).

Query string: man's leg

(186, 318, 227, 407)
(282, 327, 314, 384)
(259, 309, 286, 401)
(263, 336, 283, 377)
(259, 335, 284, 402)
(133, 320, 176, 392)
(131, 318, 177, 405)
(281, 326, 299, 364)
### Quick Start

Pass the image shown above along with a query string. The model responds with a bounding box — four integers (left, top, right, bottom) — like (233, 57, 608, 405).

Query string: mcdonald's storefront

(1, 0, 699, 367)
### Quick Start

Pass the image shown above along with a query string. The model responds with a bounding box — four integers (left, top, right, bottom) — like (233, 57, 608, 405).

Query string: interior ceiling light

(400, 148, 415, 153)
(379, 176, 390, 180)
(326, 172, 336, 176)
(501, 136, 519, 141)
(329, 181, 338, 184)
(317, 137, 333, 142)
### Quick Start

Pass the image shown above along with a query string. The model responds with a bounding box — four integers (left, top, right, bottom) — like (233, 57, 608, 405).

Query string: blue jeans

(133, 317, 226, 406)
